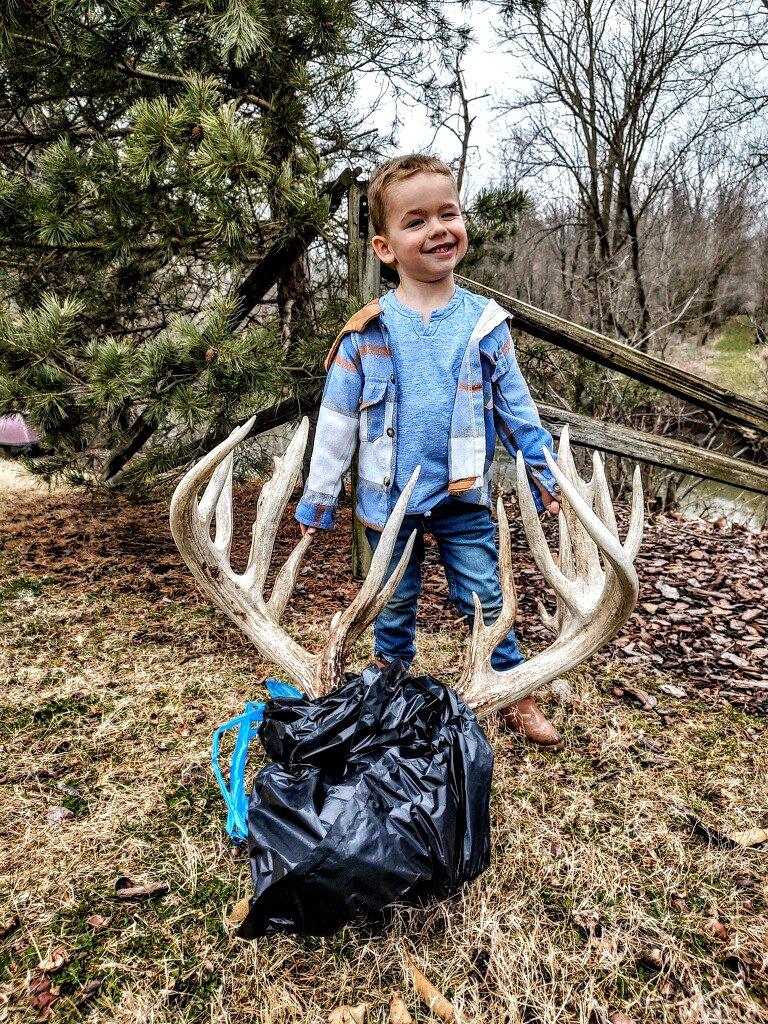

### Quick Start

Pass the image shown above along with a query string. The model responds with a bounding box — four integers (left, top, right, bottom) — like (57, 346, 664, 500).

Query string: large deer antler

(170, 418, 642, 712)
(170, 416, 420, 697)
(458, 426, 643, 718)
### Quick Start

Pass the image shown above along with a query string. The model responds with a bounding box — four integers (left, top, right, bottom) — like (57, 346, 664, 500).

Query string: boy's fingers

(533, 480, 560, 516)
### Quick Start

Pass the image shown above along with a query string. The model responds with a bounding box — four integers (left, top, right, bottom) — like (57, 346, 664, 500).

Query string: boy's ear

(371, 233, 397, 266)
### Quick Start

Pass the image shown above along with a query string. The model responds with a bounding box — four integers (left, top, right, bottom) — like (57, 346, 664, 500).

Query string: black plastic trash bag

(236, 660, 493, 939)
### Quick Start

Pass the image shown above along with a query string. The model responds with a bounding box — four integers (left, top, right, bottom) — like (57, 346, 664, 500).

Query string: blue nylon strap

(211, 678, 303, 842)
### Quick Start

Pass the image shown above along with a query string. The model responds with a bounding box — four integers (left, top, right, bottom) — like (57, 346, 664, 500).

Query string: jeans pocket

(359, 378, 388, 442)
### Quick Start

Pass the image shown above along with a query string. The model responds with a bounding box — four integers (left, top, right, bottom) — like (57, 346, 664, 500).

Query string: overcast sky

(356, 2, 520, 201)
(353, 1, 768, 207)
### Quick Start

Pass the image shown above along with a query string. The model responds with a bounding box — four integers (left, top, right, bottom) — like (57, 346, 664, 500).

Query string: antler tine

(458, 496, 518, 691)
(556, 427, 600, 586)
(243, 419, 310, 595)
(591, 450, 620, 540)
(542, 445, 637, 591)
(315, 467, 421, 693)
(624, 466, 645, 560)
(515, 449, 582, 613)
(171, 415, 256, 561)
(212, 454, 234, 560)
(267, 533, 313, 623)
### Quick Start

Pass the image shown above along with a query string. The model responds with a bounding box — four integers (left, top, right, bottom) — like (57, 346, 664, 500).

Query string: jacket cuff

(525, 462, 559, 512)
(295, 490, 337, 530)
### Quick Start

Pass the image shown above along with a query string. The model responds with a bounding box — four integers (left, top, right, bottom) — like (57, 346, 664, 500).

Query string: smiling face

(370, 171, 468, 284)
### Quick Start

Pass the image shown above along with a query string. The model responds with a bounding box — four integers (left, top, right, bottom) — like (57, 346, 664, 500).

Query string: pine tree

(0, 0, 458, 489)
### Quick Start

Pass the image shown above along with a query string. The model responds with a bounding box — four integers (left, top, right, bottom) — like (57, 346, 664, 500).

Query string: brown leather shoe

(501, 696, 565, 751)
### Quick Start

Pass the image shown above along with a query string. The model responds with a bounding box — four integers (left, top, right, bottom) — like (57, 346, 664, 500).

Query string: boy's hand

(534, 481, 560, 516)
(299, 523, 317, 539)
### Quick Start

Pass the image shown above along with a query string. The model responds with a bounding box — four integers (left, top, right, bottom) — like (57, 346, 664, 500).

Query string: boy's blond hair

(368, 153, 458, 236)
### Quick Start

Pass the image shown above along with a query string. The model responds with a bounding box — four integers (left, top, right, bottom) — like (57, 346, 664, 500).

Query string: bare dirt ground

(1, 464, 767, 1023)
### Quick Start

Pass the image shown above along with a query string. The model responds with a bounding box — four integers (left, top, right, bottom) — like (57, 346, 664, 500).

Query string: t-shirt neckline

(383, 286, 462, 332)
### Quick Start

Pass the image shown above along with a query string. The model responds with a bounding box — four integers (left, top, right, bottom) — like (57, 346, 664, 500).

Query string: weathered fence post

(348, 179, 380, 579)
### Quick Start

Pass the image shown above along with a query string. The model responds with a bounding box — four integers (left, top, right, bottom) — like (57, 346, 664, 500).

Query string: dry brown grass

(1, 464, 767, 1023)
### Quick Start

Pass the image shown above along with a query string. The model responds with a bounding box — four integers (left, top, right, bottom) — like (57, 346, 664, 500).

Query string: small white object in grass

(45, 806, 74, 826)
(659, 683, 687, 699)
(548, 677, 574, 703)
(328, 1005, 368, 1024)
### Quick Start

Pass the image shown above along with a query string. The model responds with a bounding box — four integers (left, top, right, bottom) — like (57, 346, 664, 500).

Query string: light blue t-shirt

(379, 285, 500, 515)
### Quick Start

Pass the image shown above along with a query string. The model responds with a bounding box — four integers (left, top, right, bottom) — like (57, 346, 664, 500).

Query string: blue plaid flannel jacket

(295, 293, 559, 530)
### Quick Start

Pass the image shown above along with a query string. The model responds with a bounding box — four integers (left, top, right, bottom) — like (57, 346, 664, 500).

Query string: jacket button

(386, 427, 395, 437)
(383, 476, 390, 487)
(390, 374, 396, 384)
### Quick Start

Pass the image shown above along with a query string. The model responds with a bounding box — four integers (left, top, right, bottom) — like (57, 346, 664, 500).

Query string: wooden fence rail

(537, 405, 768, 496)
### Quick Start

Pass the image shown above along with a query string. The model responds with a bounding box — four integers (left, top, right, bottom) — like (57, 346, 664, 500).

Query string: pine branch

(7, 31, 271, 109)
(102, 411, 157, 483)
(232, 166, 358, 329)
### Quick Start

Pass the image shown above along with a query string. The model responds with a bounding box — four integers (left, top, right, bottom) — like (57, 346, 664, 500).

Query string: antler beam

(458, 426, 643, 718)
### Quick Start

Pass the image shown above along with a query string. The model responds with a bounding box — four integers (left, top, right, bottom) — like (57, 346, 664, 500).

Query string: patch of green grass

(712, 315, 764, 395)
(0, 575, 53, 602)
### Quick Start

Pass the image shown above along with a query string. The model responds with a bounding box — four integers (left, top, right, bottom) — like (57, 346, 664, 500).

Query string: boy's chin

(407, 256, 464, 279)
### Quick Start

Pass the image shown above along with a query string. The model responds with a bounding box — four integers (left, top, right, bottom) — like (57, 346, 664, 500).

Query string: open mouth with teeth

(424, 241, 456, 255)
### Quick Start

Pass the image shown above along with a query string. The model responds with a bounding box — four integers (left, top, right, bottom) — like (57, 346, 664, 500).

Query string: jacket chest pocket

(359, 378, 389, 442)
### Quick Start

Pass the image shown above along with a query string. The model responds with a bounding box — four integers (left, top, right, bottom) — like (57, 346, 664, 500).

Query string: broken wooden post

(348, 179, 380, 579)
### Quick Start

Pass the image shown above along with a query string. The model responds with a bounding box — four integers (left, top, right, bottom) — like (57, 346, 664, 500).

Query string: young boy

(295, 153, 564, 749)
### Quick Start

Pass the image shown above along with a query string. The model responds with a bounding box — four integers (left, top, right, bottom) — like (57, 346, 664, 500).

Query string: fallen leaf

(608, 1013, 635, 1024)
(39, 946, 67, 974)
(659, 683, 687, 699)
(328, 1005, 368, 1024)
(75, 979, 102, 1007)
(29, 976, 52, 996)
(704, 918, 728, 941)
(680, 810, 768, 848)
(0, 915, 19, 940)
(29, 974, 60, 1016)
(725, 827, 768, 848)
(226, 896, 251, 927)
(45, 806, 74, 826)
(638, 946, 663, 970)
(548, 677, 574, 703)
(87, 915, 110, 930)
(32, 989, 60, 1015)
(389, 996, 414, 1024)
(403, 950, 463, 1023)
(114, 877, 169, 902)
(616, 683, 658, 711)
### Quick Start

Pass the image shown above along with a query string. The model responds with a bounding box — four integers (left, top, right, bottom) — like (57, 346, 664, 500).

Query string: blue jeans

(365, 498, 525, 672)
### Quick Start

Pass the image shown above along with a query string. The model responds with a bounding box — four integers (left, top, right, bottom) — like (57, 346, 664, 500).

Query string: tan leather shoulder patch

(448, 477, 476, 494)
(324, 298, 382, 372)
